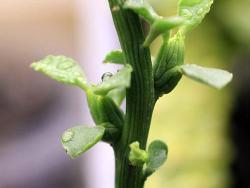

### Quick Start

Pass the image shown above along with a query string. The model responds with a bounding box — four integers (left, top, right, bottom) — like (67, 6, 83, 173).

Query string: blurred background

(0, 0, 249, 188)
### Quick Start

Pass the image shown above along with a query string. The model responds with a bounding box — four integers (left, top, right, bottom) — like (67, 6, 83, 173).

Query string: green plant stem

(108, 0, 155, 188)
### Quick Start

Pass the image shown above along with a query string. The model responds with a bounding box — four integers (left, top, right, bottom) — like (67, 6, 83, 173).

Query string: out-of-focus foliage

(146, 0, 241, 187)
(215, 0, 250, 47)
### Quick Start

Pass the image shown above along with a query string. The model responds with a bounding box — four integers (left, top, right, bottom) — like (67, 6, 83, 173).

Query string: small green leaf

(145, 140, 168, 176)
(180, 64, 233, 89)
(104, 50, 125, 64)
(144, 16, 185, 46)
(124, 0, 185, 46)
(31, 55, 88, 90)
(93, 64, 132, 95)
(61, 126, 105, 159)
(178, 0, 214, 33)
(124, 0, 159, 24)
(129, 142, 148, 167)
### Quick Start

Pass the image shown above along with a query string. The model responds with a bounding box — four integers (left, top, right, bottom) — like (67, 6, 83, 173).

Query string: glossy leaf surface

(61, 126, 105, 159)
(31, 55, 88, 90)
(93, 64, 132, 95)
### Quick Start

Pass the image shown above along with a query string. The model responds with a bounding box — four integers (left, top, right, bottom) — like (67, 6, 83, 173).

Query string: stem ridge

(108, 1, 155, 187)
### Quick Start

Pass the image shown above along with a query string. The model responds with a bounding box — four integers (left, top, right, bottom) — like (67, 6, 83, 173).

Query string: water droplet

(182, 9, 193, 19)
(101, 72, 113, 81)
(62, 130, 74, 143)
(197, 8, 203, 15)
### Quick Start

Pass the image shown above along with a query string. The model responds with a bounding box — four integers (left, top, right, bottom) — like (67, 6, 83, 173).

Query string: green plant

(31, 0, 233, 187)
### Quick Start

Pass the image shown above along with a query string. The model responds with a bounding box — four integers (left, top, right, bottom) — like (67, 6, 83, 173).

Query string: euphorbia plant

(31, 0, 232, 187)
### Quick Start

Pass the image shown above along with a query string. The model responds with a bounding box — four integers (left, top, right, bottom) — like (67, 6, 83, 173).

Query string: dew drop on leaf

(101, 72, 113, 81)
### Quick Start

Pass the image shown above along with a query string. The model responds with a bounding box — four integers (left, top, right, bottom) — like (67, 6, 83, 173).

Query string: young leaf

(104, 50, 125, 64)
(123, 0, 159, 24)
(144, 16, 185, 46)
(144, 140, 168, 176)
(93, 64, 133, 95)
(129, 142, 148, 167)
(180, 64, 233, 89)
(87, 91, 125, 128)
(124, 0, 185, 46)
(154, 33, 185, 79)
(61, 126, 105, 159)
(31, 55, 88, 90)
(178, 0, 214, 33)
(154, 33, 185, 97)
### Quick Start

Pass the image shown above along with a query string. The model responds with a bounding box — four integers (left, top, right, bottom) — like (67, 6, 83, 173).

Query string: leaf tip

(215, 72, 233, 90)
(30, 62, 39, 71)
(180, 64, 233, 90)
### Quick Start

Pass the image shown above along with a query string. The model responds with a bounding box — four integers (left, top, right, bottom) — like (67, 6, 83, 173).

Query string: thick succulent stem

(108, 0, 155, 187)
